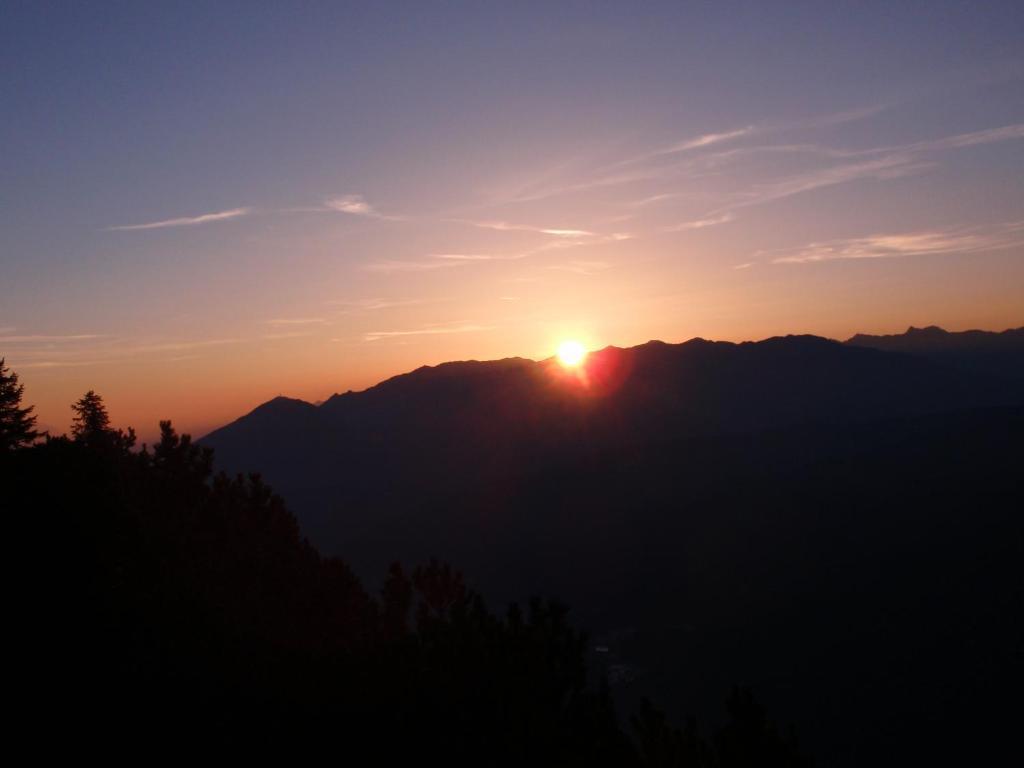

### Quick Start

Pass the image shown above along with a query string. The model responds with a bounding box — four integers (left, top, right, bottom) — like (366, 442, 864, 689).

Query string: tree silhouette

(70, 389, 135, 450)
(632, 699, 709, 767)
(715, 687, 810, 768)
(70, 390, 110, 440)
(0, 357, 41, 450)
(4, 388, 816, 764)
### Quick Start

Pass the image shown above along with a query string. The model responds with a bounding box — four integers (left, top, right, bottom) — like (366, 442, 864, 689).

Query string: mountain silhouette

(207, 331, 1020, 452)
(845, 325, 1024, 380)
(201, 328, 1024, 767)
(204, 332, 1021, 511)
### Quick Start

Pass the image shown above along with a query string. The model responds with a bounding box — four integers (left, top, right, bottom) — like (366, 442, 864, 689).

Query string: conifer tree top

(0, 357, 41, 450)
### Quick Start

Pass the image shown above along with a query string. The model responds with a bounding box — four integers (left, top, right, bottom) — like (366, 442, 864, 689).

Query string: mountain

(203, 333, 1021, 550)
(201, 330, 1024, 767)
(205, 332, 1020, 482)
(846, 324, 1024, 380)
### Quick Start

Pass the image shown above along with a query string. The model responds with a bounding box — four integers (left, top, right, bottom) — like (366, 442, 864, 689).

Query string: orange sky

(3, 4, 1023, 443)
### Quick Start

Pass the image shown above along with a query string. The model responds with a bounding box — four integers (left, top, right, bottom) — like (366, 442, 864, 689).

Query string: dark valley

(199, 326, 1024, 766)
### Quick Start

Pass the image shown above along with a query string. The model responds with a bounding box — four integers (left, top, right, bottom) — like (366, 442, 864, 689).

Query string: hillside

(201, 328, 1024, 766)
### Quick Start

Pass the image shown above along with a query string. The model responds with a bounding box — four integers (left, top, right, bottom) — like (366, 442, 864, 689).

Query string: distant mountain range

(847, 323, 1024, 352)
(846, 324, 1024, 379)
(201, 325, 1024, 767)
(204, 326, 1023, 494)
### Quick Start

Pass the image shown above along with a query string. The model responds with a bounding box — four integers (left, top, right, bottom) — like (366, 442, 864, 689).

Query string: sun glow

(556, 340, 587, 367)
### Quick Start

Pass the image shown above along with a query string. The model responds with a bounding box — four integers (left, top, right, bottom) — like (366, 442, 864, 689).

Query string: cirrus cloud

(106, 208, 251, 231)
(768, 221, 1024, 264)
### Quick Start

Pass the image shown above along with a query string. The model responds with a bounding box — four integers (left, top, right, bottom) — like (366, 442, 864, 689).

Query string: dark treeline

(2, 358, 808, 764)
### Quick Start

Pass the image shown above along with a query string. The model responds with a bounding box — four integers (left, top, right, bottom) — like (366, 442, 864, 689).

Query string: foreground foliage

(6, 385, 808, 765)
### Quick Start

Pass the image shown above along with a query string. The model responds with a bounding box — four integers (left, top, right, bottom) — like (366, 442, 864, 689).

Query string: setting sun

(3, 5, 1020, 759)
(557, 340, 587, 367)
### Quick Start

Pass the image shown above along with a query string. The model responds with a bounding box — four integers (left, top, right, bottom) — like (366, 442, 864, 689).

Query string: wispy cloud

(502, 125, 759, 203)
(468, 220, 521, 232)
(363, 236, 624, 272)
(262, 331, 314, 340)
(643, 106, 881, 165)
(743, 122, 1024, 169)
(606, 127, 756, 175)
(106, 208, 250, 231)
(490, 109, 1023, 217)
(0, 333, 104, 343)
(15, 359, 111, 369)
(499, 163, 698, 203)
(495, 113, 880, 204)
(663, 213, 735, 232)
(326, 195, 379, 216)
(777, 104, 887, 131)
(362, 228, 633, 276)
(546, 260, 612, 276)
(884, 123, 1024, 155)
(327, 297, 436, 312)
(685, 122, 1024, 221)
(541, 228, 594, 238)
(129, 338, 243, 353)
(628, 193, 683, 209)
(486, 123, 760, 205)
(363, 259, 467, 274)
(658, 126, 755, 156)
(431, 253, 515, 261)
(2, 335, 244, 371)
(716, 154, 927, 215)
(769, 221, 1024, 264)
(324, 194, 405, 221)
(364, 323, 492, 342)
(265, 317, 328, 326)
(468, 220, 594, 237)
(454, 223, 632, 258)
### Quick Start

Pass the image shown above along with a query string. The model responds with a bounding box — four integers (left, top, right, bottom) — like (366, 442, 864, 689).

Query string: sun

(556, 340, 587, 367)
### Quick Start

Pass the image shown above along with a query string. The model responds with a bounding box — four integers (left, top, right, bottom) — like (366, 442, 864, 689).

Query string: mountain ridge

(197, 324, 1024, 767)
(209, 326, 1022, 426)
(846, 323, 1024, 347)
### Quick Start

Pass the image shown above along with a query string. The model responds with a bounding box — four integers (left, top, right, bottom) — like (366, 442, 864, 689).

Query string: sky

(2, 1, 1023, 441)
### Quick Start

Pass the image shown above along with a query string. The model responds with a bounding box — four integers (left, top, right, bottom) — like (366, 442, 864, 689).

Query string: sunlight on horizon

(3, 3, 1022, 442)
(556, 340, 587, 367)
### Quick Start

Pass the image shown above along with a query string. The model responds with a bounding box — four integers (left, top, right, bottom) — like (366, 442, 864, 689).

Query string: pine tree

(70, 390, 111, 442)
(0, 357, 41, 450)
(69, 389, 136, 451)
